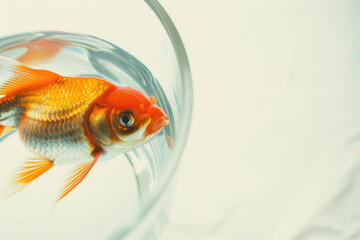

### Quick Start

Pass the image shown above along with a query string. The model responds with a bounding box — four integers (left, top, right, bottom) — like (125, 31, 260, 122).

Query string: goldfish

(0, 56, 168, 202)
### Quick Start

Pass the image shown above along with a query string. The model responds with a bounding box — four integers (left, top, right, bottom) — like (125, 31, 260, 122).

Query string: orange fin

(57, 151, 102, 202)
(0, 156, 53, 200)
(150, 95, 157, 104)
(0, 125, 15, 139)
(164, 129, 173, 148)
(0, 56, 60, 96)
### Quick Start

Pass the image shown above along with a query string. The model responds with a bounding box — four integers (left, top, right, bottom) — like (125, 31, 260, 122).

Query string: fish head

(89, 86, 168, 150)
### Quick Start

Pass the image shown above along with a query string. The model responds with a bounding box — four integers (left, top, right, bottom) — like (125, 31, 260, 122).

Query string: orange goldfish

(0, 56, 168, 202)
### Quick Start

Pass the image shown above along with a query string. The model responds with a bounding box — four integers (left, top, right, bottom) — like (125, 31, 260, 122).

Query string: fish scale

(20, 112, 91, 164)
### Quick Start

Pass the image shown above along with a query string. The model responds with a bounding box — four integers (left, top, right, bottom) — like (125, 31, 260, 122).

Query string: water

(0, 31, 174, 239)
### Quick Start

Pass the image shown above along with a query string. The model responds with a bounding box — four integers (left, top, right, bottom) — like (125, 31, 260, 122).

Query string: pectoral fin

(0, 156, 54, 200)
(57, 151, 102, 202)
(0, 125, 15, 141)
(164, 129, 173, 148)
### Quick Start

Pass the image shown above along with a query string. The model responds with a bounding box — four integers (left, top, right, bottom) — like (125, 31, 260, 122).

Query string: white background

(0, 0, 358, 239)
(162, 0, 360, 239)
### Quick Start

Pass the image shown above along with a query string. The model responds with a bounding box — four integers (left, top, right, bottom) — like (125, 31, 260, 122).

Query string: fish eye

(118, 112, 134, 128)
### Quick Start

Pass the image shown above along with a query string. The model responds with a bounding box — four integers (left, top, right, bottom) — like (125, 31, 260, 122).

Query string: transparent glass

(0, 0, 192, 239)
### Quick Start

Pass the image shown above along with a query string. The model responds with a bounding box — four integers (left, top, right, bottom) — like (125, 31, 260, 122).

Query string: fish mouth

(146, 115, 168, 135)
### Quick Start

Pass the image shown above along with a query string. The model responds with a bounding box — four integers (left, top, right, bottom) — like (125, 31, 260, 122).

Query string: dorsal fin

(0, 56, 60, 96)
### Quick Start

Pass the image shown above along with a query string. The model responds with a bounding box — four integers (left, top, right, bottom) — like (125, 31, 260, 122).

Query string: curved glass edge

(109, 0, 193, 238)
(141, 0, 193, 211)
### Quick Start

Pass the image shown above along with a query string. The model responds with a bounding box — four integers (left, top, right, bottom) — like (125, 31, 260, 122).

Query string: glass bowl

(0, 0, 192, 239)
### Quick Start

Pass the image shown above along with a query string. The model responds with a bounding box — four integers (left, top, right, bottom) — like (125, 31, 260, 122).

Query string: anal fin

(0, 156, 54, 200)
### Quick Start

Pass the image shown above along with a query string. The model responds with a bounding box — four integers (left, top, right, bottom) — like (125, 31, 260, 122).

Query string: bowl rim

(116, 0, 193, 238)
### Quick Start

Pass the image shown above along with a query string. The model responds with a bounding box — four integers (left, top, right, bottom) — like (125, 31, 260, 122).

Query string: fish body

(2, 76, 109, 165)
(0, 56, 168, 201)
